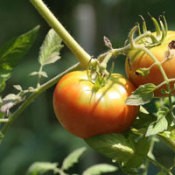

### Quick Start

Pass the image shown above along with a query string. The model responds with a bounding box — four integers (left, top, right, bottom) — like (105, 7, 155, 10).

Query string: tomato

(125, 31, 175, 96)
(53, 71, 139, 138)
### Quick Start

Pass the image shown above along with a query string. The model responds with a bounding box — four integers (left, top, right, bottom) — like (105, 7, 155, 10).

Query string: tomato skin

(125, 31, 175, 96)
(53, 71, 139, 138)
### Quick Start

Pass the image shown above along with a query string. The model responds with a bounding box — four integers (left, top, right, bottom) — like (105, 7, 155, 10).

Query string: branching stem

(1, 63, 80, 134)
(147, 156, 173, 175)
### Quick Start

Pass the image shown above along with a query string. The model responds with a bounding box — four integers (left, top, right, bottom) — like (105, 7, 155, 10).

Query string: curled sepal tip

(129, 14, 168, 49)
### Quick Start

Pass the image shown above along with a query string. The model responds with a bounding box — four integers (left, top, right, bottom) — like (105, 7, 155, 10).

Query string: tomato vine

(0, 0, 174, 174)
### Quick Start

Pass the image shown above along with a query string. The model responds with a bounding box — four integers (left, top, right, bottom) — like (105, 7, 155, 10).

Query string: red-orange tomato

(125, 31, 175, 96)
(53, 71, 139, 138)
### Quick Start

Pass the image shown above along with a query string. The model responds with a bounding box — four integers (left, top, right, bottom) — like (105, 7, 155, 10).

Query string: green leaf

(39, 29, 63, 66)
(156, 171, 167, 175)
(83, 164, 117, 175)
(62, 147, 86, 171)
(26, 162, 58, 175)
(0, 132, 4, 144)
(124, 137, 150, 169)
(0, 71, 11, 92)
(146, 107, 169, 136)
(85, 134, 134, 163)
(0, 26, 39, 69)
(132, 111, 156, 133)
(126, 83, 156, 106)
(159, 128, 175, 152)
(0, 26, 40, 92)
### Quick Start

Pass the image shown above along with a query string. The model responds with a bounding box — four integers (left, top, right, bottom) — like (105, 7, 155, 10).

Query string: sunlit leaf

(146, 107, 169, 136)
(62, 147, 86, 171)
(26, 162, 58, 175)
(140, 106, 149, 114)
(126, 83, 156, 106)
(39, 29, 63, 66)
(83, 164, 117, 175)
(13, 85, 23, 91)
(85, 134, 134, 163)
(158, 128, 175, 152)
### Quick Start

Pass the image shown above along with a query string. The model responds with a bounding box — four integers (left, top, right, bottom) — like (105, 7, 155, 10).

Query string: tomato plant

(125, 31, 175, 96)
(0, 0, 175, 174)
(53, 70, 139, 138)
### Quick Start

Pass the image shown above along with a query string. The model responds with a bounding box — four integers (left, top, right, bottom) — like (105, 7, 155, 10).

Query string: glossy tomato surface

(125, 31, 175, 96)
(53, 71, 139, 138)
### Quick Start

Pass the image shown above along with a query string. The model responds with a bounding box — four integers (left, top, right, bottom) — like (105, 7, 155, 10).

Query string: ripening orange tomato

(125, 31, 175, 96)
(53, 71, 139, 138)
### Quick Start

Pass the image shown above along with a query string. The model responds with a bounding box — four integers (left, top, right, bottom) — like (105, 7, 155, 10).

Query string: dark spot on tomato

(168, 40, 175, 49)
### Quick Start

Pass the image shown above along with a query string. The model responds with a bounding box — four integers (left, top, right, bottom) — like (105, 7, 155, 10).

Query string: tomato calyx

(87, 58, 112, 90)
(127, 17, 167, 54)
(126, 30, 175, 97)
(135, 15, 168, 49)
(124, 15, 175, 97)
(85, 15, 171, 96)
(87, 37, 115, 90)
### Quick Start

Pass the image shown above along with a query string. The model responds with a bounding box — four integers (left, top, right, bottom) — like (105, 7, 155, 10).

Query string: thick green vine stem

(30, 0, 91, 68)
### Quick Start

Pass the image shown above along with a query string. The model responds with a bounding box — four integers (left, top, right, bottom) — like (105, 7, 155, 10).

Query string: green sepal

(135, 67, 150, 76)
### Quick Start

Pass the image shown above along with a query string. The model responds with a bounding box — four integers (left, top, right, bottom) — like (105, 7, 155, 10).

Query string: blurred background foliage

(0, 0, 175, 175)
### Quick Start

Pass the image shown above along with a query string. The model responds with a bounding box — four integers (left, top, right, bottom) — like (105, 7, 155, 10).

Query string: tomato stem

(30, 0, 91, 68)
(136, 46, 169, 81)
(1, 63, 80, 134)
(98, 51, 113, 70)
(147, 156, 174, 175)
(156, 78, 175, 90)
(133, 45, 174, 110)
(102, 31, 161, 58)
